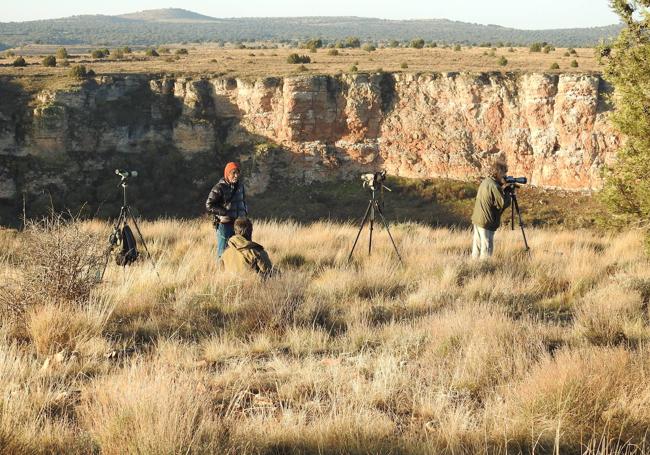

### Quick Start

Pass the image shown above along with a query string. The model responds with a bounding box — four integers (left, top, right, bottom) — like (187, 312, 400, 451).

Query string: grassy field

(0, 44, 601, 81)
(1, 217, 650, 454)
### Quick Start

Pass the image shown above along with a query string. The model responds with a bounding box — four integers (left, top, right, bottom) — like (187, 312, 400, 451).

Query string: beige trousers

(472, 225, 495, 259)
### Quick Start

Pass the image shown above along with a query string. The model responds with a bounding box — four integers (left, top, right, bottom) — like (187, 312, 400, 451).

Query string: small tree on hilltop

(599, 0, 650, 243)
(287, 53, 311, 64)
(69, 65, 87, 79)
(42, 55, 56, 67)
(410, 38, 425, 49)
(56, 48, 68, 59)
(12, 56, 26, 67)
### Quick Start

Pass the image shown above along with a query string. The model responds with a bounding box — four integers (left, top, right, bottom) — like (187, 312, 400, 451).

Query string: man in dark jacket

(221, 218, 273, 277)
(205, 162, 248, 259)
(471, 160, 511, 259)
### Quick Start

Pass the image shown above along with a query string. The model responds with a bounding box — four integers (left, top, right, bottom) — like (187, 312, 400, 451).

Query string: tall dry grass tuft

(490, 347, 650, 453)
(79, 360, 224, 454)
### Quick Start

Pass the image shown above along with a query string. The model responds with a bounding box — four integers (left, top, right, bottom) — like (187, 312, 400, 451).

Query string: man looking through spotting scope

(471, 160, 511, 259)
(205, 162, 248, 259)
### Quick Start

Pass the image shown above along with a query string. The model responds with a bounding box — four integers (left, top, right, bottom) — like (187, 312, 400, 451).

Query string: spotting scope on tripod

(99, 169, 158, 279)
(348, 170, 403, 264)
(504, 176, 530, 252)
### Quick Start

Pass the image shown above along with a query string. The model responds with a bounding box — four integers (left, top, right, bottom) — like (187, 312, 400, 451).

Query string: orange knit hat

(224, 162, 240, 181)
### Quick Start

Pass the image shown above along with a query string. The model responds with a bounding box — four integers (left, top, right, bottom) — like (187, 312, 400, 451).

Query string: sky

(4, 0, 620, 29)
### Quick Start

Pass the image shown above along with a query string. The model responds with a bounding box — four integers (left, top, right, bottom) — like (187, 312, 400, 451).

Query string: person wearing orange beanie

(205, 162, 248, 259)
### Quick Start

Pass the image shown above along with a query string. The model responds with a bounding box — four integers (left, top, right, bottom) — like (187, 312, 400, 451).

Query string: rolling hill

(0, 8, 622, 48)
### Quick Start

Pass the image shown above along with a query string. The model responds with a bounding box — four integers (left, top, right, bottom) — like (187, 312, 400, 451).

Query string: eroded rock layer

(0, 72, 620, 210)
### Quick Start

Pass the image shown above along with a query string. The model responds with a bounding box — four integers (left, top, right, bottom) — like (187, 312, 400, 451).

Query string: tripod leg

(368, 204, 374, 256)
(347, 201, 372, 262)
(512, 196, 530, 251)
(375, 202, 404, 264)
(511, 196, 515, 231)
(126, 208, 160, 277)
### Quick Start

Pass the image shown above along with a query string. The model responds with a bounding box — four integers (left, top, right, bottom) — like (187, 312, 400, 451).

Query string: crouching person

(221, 218, 274, 277)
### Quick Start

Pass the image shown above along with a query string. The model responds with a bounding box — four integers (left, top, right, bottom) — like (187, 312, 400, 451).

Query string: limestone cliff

(0, 72, 621, 221)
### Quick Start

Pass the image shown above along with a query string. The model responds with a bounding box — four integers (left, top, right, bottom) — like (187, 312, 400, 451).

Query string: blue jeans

(216, 222, 235, 259)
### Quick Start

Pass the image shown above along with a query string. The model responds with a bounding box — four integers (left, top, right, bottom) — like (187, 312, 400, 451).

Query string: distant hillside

(0, 10, 622, 48)
(118, 8, 218, 22)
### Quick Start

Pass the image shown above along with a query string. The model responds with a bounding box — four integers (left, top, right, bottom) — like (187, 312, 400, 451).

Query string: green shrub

(327, 49, 339, 56)
(564, 51, 571, 57)
(56, 47, 68, 59)
(363, 44, 376, 52)
(550, 62, 560, 70)
(302, 38, 323, 49)
(543, 45, 555, 53)
(91, 49, 108, 59)
(12, 56, 26, 67)
(175, 48, 188, 55)
(570, 59, 579, 68)
(410, 38, 425, 49)
(453, 44, 461, 51)
(344, 37, 361, 48)
(69, 65, 87, 79)
(508, 47, 515, 52)
(121, 46, 132, 54)
(42, 55, 56, 67)
(400, 62, 408, 69)
(157, 47, 170, 54)
(287, 53, 311, 64)
(110, 49, 124, 59)
(388, 40, 400, 48)
(145, 48, 159, 57)
(498, 56, 508, 66)
(529, 43, 543, 52)
(349, 65, 358, 72)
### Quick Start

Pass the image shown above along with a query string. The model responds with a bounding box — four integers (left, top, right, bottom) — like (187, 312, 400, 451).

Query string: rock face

(212, 72, 620, 189)
(0, 72, 621, 214)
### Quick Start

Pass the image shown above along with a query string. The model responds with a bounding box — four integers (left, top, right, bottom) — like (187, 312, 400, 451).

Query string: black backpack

(114, 224, 139, 266)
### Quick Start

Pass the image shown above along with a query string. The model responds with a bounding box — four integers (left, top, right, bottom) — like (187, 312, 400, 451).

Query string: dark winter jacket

(205, 178, 248, 224)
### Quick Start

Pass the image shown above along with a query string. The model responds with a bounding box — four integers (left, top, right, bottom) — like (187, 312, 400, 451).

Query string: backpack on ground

(114, 224, 139, 266)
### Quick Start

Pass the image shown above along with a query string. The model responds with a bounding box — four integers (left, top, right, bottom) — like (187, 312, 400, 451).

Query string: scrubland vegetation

(2, 216, 650, 454)
(0, 44, 601, 80)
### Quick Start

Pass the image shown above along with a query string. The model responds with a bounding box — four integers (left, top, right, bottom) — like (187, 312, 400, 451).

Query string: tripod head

(361, 170, 392, 196)
(115, 169, 138, 188)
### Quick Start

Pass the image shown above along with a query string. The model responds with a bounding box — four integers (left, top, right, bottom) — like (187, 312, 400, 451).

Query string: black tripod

(100, 171, 158, 279)
(508, 185, 530, 252)
(348, 184, 403, 264)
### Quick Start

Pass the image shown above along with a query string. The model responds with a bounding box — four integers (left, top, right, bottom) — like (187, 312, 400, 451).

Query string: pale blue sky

(5, 0, 620, 29)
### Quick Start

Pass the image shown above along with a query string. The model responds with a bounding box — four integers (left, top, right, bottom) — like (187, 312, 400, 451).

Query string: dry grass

(1, 218, 650, 453)
(0, 44, 602, 82)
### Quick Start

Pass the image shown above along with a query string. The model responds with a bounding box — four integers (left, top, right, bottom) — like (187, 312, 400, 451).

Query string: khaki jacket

(221, 235, 273, 276)
(471, 177, 511, 231)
